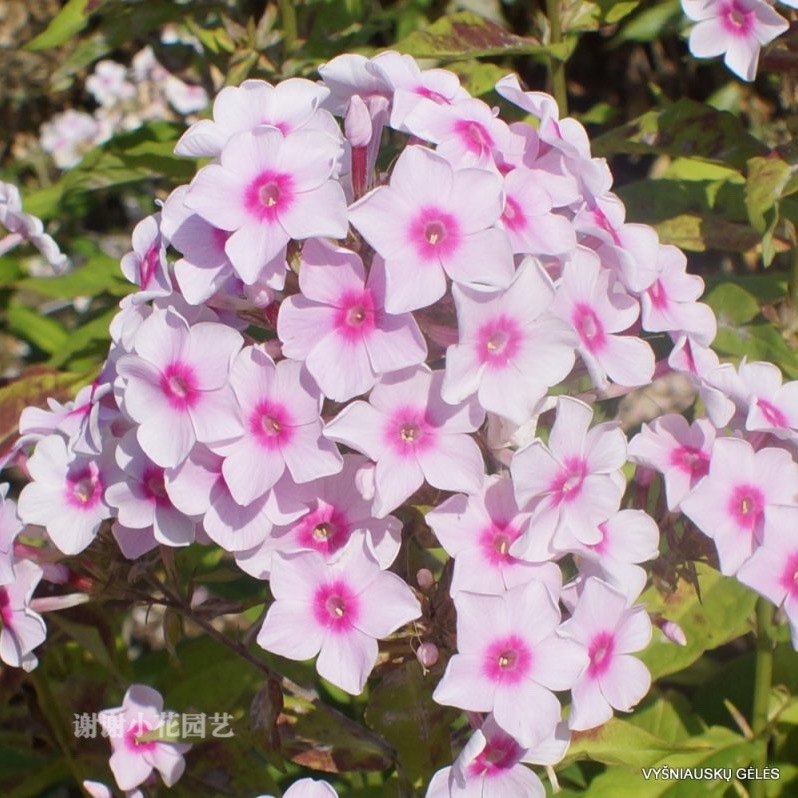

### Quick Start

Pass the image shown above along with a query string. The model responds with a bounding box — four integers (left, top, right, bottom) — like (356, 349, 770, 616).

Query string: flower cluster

(680, 0, 794, 81)
(8, 50, 793, 796)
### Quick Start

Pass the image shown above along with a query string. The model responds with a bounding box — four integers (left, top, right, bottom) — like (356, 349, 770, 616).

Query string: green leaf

(640, 563, 758, 680)
(446, 60, 510, 97)
(705, 283, 760, 325)
(393, 11, 571, 60)
(365, 661, 457, 787)
(745, 156, 798, 233)
(16, 258, 130, 300)
(652, 214, 770, 253)
(6, 305, 69, 355)
(592, 99, 769, 170)
(628, 690, 705, 743)
(613, 0, 682, 43)
(24, 0, 106, 51)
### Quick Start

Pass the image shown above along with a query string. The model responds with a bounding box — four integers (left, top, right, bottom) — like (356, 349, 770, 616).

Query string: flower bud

(416, 642, 439, 668)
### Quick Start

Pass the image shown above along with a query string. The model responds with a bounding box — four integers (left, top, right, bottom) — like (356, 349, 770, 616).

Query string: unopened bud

(344, 95, 373, 148)
(416, 568, 434, 591)
(661, 620, 687, 646)
(416, 642, 439, 668)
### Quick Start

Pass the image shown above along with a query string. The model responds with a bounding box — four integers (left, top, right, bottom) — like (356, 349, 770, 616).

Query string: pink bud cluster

(7, 51, 791, 796)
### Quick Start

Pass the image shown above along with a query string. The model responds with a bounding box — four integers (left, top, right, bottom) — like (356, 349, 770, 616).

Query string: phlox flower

(324, 366, 485, 518)
(235, 455, 401, 579)
(551, 247, 654, 389)
(680, 437, 798, 575)
(426, 475, 562, 596)
(0, 559, 47, 672)
(681, 0, 788, 82)
(175, 77, 335, 157)
(256, 777, 338, 798)
(115, 308, 243, 468)
(277, 238, 426, 401)
(442, 258, 576, 425)
(17, 434, 111, 556)
(738, 507, 798, 647)
(185, 126, 348, 285)
(257, 535, 421, 695)
(425, 716, 569, 798)
(105, 431, 198, 548)
(568, 509, 660, 605)
(559, 578, 652, 730)
(120, 214, 171, 302)
(499, 167, 577, 257)
(510, 396, 627, 557)
(628, 415, 715, 511)
(433, 581, 587, 747)
(0, 484, 23, 584)
(165, 445, 303, 554)
(211, 345, 342, 505)
(82, 779, 142, 798)
(348, 145, 513, 312)
(98, 684, 191, 791)
(640, 245, 716, 347)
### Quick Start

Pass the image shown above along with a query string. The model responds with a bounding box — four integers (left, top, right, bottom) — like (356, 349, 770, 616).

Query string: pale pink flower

(628, 415, 715, 511)
(257, 535, 421, 695)
(185, 127, 347, 285)
(681, 0, 788, 81)
(426, 716, 569, 798)
(348, 145, 513, 312)
(442, 258, 576, 424)
(426, 475, 562, 596)
(277, 239, 426, 401)
(120, 214, 171, 302)
(0, 484, 22, 584)
(551, 248, 654, 389)
(86, 60, 136, 107)
(680, 437, 798, 575)
(17, 434, 111, 556)
(115, 308, 243, 468)
(510, 396, 627, 556)
(0, 559, 47, 672)
(40, 109, 101, 169)
(736, 361, 798, 438)
(433, 581, 587, 747)
(211, 345, 342, 505)
(98, 684, 191, 791)
(559, 578, 652, 730)
(324, 366, 485, 518)
(738, 507, 798, 647)
(175, 78, 334, 157)
(82, 779, 143, 798)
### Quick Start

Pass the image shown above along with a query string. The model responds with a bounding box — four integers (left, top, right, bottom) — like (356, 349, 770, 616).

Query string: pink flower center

(757, 399, 788, 428)
(454, 119, 493, 156)
(244, 170, 294, 222)
(477, 315, 522, 369)
(409, 207, 461, 262)
(722, 1, 754, 35)
(333, 288, 376, 342)
(779, 552, 798, 600)
(551, 456, 588, 504)
(312, 580, 360, 633)
(142, 466, 169, 506)
(467, 732, 523, 777)
(386, 406, 435, 457)
(572, 303, 607, 353)
(123, 721, 158, 753)
(479, 522, 521, 567)
(160, 362, 200, 410)
(728, 484, 765, 531)
(647, 279, 668, 310)
(483, 634, 532, 685)
(669, 445, 710, 478)
(65, 462, 103, 509)
(592, 207, 622, 245)
(501, 196, 526, 232)
(0, 587, 12, 626)
(587, 630, 615, 677)
(295, 502, 351, 556)
(250, 400, 294, 450)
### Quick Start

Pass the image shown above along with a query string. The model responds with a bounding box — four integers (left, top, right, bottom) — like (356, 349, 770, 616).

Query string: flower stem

(278, 0, 298, 54)
(545, 0, 568, 116)
(750, 598, 774, 798)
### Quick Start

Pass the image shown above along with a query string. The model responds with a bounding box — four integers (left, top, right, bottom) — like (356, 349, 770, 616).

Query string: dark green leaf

(24, 0, 106, 51)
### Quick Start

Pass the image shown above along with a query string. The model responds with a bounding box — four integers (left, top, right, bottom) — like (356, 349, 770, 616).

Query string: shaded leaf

(592, 99, 769, 170)
(24, 0, 106, 51)
(365, 661, 457, 786)
(6, 306, 68, 355)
